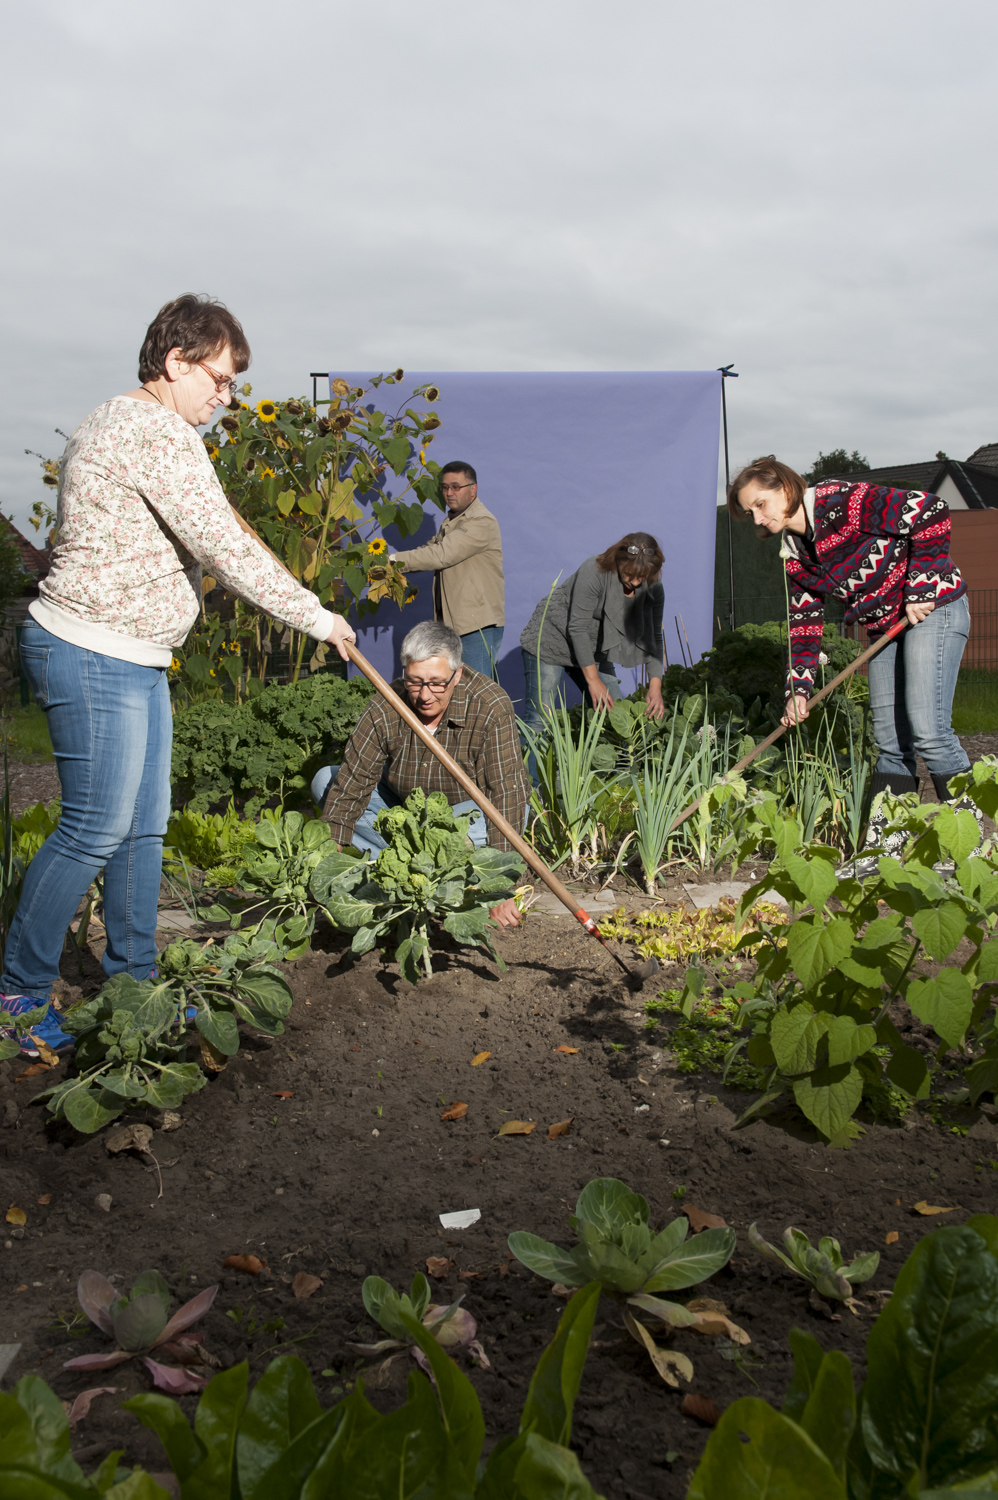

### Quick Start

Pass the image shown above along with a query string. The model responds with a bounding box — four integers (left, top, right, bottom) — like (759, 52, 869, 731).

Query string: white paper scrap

(439, 1209, 482, 1230)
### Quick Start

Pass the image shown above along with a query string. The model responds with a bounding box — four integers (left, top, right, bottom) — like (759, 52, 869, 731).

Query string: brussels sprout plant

(749, 1222, 880, 1305)
(350, 1273, 489, 1373)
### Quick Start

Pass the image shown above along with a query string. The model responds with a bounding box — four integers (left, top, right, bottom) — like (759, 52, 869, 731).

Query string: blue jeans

(519, 649, 621, 739)
(310, 765, 489, 855)
(2, 622, 172, 1002)
(460, 626, 503, 680)
(867, 596, 971, 781)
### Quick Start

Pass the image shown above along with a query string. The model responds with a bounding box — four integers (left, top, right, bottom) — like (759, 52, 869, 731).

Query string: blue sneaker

(0, 994, 74, 1058)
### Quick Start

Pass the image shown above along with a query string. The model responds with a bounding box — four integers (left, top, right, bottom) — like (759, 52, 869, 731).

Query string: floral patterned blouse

(31, 396, 334, 667)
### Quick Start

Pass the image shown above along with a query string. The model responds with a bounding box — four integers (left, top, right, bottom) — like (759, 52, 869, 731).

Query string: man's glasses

(403, 668, 458, 695)
(440, 482, 474, 495)
(197, 362, 239, 400)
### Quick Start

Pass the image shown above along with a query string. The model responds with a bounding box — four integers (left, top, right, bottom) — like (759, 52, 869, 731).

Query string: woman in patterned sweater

(0, 296, 355, 1057)
(727, 455, 971, 834)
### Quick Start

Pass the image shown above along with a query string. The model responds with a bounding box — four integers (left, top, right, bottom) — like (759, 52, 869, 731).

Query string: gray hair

(399, 621, 463, 671)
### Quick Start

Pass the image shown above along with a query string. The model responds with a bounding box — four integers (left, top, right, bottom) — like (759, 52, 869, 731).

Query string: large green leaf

(310, 851, 367, 903)
(799, 1349, 855, 1480)
(642, 1227, 736, 1293)
(862, 1226, 998, 1492)
(510, 1431, 606, 1499)
(195, 1008, 240, 1057)
(687, 1397, 847, 1499)
(185, 1362, 250, 1500)
(967, 1048, 998, 1107)
(323, 891, 380, 931)
(782, 1328, 827, 1423)
(978, 942, 998, 984)
(966, 1215, 998, 1261)
(771, 1003, 822, 1075)
(792, 1063, 863, 1141)
(507, 1233, 585, 1287)
(236, 1356, 323, 1499)
(907, 971, 974, 1050)
(786, 918, 854, 987)
(400, 1311, 485, 1484)
(824, 1016, 877, 1068)
(443, 907, 492, 944)
(9, 1375, 86, 1487)
(934, 805, 981, 861)
(236, 971, 294, 1017)
(518, 1282, 601, 1447)
(61, 1084, 124, 1134)
(912, 903, 968, 962)
(143, 1064, 207, 1110)
(782, 851, 838, 910)
(123, 1393, 205, 1482)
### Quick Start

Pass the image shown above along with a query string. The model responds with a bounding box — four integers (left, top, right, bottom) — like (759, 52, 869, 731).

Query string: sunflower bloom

(256, 400, 279, 423)
(368, 537, 388, 556)
(170, 657, 182, 671)
(260, 466, 275, 479)
(205, 444, 219, 460)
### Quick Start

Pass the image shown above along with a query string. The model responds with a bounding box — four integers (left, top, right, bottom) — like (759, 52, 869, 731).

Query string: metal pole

(718, 364, 738, 632)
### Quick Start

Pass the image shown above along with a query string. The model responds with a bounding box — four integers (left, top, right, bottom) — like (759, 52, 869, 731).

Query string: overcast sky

(2, 0, 995, 533)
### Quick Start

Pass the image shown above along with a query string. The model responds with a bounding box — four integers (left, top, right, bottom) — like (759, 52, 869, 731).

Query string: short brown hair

(595, 531, 664, 582)
(138, 294, 251, 383)
(726, 455, 805, 520)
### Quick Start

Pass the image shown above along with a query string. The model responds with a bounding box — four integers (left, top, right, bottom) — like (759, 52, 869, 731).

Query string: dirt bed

(3, 891, 998, 1500)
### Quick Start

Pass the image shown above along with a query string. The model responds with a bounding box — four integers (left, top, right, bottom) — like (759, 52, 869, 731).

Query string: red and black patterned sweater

(781, 481, 965, 700)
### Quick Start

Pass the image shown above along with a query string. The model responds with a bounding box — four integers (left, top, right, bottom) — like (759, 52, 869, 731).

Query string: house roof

(826, 452, 998, 510)
(1, 517, 50, 586)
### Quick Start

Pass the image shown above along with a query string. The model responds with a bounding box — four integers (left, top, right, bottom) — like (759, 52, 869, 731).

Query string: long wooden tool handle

(342, 643, 611, 940)
(661, 616, 909, 842)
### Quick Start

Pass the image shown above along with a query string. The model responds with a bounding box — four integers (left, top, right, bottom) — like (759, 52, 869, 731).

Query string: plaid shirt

(321, 667, 530, 852)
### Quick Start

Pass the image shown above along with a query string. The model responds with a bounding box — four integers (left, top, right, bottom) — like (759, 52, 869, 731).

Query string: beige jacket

(392, 497, 505, 635)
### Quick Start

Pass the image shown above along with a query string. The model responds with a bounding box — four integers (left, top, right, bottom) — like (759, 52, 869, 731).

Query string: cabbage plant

(509, 1177, 745, 1386)
(64, 1270, 218, 1394)
(749, 1222, 880, 1303)
(350, 1273, 489, 1372)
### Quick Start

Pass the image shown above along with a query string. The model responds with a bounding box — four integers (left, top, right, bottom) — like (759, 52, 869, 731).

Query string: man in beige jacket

(390, 461, 505, 678)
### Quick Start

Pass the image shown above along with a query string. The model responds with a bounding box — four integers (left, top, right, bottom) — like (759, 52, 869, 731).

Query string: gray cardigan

(520, 555, 664, 675)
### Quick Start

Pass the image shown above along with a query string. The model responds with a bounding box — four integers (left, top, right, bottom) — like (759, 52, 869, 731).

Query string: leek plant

(519, 699, 620, 877)
(628, 712, 697, 894)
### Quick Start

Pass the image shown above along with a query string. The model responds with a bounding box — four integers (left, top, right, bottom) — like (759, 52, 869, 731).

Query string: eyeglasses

(197, 362, 239, 400)
(440, 481, 474, 494)
(403, 668, 458, 694)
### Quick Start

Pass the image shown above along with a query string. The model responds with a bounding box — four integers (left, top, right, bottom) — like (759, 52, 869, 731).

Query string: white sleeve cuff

(308, 605, 339, 642)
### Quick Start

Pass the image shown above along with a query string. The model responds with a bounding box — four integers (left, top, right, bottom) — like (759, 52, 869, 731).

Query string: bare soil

(3, 885, 998, 1500)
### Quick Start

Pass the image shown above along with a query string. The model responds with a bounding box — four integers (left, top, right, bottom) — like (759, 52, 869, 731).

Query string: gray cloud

(2, 0, 996, 529)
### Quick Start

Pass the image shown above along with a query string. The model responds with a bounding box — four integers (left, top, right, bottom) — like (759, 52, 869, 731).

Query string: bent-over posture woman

(0, 295, 355, 1055)
(728, 455, 971, 864)
(519, 532, 667, 739)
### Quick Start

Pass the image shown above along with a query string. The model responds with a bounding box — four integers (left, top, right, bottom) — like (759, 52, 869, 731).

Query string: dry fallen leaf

(426, 1256, 454, 1279)
(913, 1201, 955, 1216)
(223, 1253, 269, 1275)
(498, 1120, 536, 1136)
(200, 1036, 227, 1072)
(159, 1111, 182, 1132)
(885, 1231, 899, 1245)
(687, 1206, 728, 1234)
(548, 1118, 574, 1140)
(63, 1386, 118, 1425)
(292, 1272, 323, 1300)
(105, 1122, 154, 1155)
(682, 1297, 751, 1345)
(471, 1052, 491, 1066)
(16, 1061, 56, 1080)
(33, 1036, 59, 1066)
(459, 1270, 484, 1281)
(623, 1310, 693, 1388)
(441, 1102, 469, 1121)
(37, 1194, 52, 1206)
(273, 1091, 294, 1099)
(6, 1205, 27, 1226)
(551, 1283, 575, 1299)
(553, 1046, 578, 1054)
(681, 1392, 723, 1426)
(16, 1283, 28, 1292)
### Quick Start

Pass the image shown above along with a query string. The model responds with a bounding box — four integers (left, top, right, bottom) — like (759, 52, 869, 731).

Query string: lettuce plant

(509, 1177, 743, 1386)
(748, 1223, 879, 1303)
(351, 1273, 489, 1372)
(64, 1270, 218, 1395)
(37, 936, 293, 1132)
(312, 788, 524, 982)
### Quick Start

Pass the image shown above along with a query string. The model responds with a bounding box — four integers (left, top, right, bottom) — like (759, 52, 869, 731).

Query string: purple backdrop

(331, 371, 721, 709)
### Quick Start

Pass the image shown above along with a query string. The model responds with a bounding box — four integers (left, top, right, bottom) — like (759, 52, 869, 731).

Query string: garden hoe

(659, 616, 909, 845)
(343, 642, 659, 991)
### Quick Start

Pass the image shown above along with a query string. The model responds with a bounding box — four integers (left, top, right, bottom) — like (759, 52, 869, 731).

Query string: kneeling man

(312, 621, 529, 927)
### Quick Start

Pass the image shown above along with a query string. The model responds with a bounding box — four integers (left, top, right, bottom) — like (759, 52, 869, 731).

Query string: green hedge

(171, 673, 375, 815)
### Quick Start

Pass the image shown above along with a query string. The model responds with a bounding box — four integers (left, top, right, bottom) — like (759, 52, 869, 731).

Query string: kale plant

(312, 788, 523, 982)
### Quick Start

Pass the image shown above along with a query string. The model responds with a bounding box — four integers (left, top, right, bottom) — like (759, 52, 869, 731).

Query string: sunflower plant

(205, 370, 444, 683)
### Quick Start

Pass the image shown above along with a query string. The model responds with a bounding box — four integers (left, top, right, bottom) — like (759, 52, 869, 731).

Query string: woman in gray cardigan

(520, 532, 666, 736)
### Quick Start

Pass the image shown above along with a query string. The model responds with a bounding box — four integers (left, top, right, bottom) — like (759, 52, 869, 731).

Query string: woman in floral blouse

(0, 295, 355, 1055)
